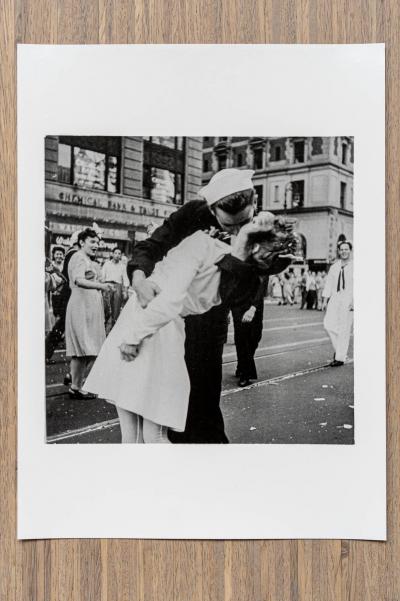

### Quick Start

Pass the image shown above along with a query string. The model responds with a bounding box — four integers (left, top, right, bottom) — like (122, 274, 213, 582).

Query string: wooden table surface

(1, 1, 398, 599)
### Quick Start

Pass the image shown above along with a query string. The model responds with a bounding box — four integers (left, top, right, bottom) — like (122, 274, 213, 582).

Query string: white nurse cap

(199, 168, 255, 206)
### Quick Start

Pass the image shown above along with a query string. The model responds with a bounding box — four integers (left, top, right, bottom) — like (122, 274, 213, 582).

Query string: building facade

(45, 136, 203, 257)
(202, 136, 354, 269)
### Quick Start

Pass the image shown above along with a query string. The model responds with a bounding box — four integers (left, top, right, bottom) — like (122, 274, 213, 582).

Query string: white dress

(83, 231, 230, 432)
(322, 260, 353, 362)
(65, 251, 106, 357)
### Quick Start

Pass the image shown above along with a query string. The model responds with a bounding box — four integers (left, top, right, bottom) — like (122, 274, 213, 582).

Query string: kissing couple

(84, 169, 298, 443)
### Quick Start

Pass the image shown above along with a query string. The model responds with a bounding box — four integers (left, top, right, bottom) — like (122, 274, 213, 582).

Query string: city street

(46, 303, 354, 445)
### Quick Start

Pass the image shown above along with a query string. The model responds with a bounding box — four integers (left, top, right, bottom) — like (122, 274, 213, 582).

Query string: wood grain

(0, 0, 398, 598)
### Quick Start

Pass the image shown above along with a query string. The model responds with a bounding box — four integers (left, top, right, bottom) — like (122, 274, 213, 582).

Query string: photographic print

(45, 135, 354, 445)
(18, 44, 384, 539)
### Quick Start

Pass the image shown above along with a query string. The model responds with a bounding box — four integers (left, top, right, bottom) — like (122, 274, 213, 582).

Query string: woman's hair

(246, 230, 276, 245)
(337, 240, 353, 251)
(213, 188, 255, 215)
(51, 245, 65, 258)
(77, 228, 99, 247)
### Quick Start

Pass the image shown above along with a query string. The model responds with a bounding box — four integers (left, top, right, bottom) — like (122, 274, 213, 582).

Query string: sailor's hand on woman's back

(132, 269, 161, 308)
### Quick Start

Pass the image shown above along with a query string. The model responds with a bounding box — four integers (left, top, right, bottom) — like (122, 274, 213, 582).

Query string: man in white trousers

(322, 240, 354, 366)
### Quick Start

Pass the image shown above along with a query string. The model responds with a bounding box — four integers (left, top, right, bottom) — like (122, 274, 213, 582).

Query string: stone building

(45, 136, 203, 257)
(202, 136, 354, 269)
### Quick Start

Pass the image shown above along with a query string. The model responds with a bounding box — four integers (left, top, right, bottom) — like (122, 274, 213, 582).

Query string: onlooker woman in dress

(65, 228, 114, 399)
(282, 272, 294, 306)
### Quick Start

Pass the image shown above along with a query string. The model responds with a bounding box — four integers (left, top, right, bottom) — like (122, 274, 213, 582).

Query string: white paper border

(18, 44, 386, 540)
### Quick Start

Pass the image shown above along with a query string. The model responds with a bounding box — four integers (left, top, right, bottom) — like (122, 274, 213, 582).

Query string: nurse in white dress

(322, 241, 353, 366)
(83, 219, 289, 443)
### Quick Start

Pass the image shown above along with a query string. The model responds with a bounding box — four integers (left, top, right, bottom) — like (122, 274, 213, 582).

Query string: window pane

(142, 165, 152, 199)
(255, 185, 263, 211)
(107, 155, 119, 193)
(150, 167, 175, 203)
(292, 180, 304, 208)
(73, 147, 106, 190)
(218, 156, 227, 170)
(58, 143, 72, 183)
(151, 136, 176, 149)
(175, 173, 183, 205)
(254, 149, 263, 169)
(340, 182, 346, 208)
(294, 141, 305, 163)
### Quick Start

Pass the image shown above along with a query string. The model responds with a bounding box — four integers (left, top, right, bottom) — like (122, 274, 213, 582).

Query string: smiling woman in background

(65, 228, 114, 399)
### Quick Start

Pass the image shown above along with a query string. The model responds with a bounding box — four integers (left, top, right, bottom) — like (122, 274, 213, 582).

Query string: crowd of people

(269, 269, 328, 310)
(45, 168, 354, 444)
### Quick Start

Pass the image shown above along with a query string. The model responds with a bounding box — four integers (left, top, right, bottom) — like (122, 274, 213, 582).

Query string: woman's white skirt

(83, 296, 190, 432)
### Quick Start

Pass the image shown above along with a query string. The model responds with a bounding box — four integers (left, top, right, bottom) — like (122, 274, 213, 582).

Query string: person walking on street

(101, 247, 130, 332)
(232, 277, 267, 387)
(322, 241, 354, 366)
(306, 271, 317, 310)
(282, 272, 294, 306)
(299, 268, 308, 309)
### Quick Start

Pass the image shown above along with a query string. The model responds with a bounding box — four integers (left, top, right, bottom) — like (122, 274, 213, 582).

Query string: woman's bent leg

(143, 418, 171, 444)
(116, 407, 143, 443)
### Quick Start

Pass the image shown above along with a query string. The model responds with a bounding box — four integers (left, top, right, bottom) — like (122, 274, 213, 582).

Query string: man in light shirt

(101, 247, 130, 331)
(322, 241, 354, 366)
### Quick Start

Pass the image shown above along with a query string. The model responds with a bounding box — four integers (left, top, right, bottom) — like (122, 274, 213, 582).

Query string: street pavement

(46, 303, 354, 445)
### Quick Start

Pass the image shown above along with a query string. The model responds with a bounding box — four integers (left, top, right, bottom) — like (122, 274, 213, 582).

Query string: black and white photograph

(18, 43, 384, 540)
(45, 135, 354, 445)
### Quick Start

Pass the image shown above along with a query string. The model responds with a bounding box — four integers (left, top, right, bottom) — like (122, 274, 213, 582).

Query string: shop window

(294, 140, 305, 163)
(291, 180, 304, 208)
(143, 137, 185, 205)
(57, 137, 121, 193)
